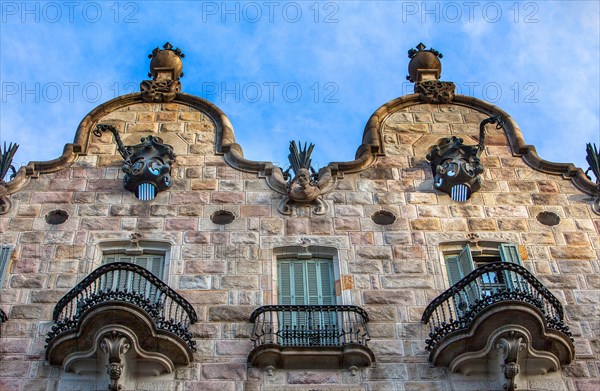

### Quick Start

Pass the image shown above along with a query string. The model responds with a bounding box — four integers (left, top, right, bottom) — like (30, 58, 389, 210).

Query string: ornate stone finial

(140, 42, 184, 102)
(407, 42, 443, 82)
(94, 124, 176, 200)
(407, 43, 455, 103)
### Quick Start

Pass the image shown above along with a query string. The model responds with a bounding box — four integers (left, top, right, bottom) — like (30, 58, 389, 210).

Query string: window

(103, 254, 164, 280)
(445, 243, 524, 315)
(278, 259, 335, 306)
(276, 254, 338, 346)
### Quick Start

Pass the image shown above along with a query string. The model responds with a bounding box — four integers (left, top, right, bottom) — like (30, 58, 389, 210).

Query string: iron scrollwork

(94, 124, 176, 200)
(0, 142, 19, 214)
(421, 261, 572, 352)
(585, 143, 600, 214)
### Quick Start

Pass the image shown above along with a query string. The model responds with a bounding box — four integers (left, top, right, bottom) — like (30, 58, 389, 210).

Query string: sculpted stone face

(287, 168, 320, 203)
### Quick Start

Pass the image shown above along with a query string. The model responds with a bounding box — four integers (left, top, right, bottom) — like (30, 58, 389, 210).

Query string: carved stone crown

(407, 43, 455, 104)
(140, 42, 184, 103)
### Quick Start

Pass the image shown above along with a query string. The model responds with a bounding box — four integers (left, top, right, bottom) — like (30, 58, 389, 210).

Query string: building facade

(0, 43, 598, 391)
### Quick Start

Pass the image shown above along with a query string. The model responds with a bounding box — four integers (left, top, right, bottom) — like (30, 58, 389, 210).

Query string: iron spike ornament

(426, 116, 503, 202)
(585, 143, 600, 215)
(95, 124, 176, 200)
(277, 140, 331, 215)
(0, 142, 19, 214)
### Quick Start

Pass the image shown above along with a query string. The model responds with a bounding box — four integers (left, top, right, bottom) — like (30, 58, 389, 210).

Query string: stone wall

(0, 97, 598, 391)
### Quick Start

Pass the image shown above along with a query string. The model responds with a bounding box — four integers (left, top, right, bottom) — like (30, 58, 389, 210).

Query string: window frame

(95, 240, 172, 285)
(271, 246, 342, 306)
(442, 241, 524, 288)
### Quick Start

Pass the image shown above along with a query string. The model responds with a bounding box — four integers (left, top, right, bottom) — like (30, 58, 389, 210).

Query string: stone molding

(2, 92, 596, 200)
(429, 302, 574, 378)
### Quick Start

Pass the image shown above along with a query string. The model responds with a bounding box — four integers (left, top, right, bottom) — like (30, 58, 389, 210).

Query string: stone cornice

(3, 92, 596, 198)
(367, 93, 598, 197)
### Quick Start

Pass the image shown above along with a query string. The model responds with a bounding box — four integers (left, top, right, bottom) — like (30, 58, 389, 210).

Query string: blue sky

(1, 1, 599, 177)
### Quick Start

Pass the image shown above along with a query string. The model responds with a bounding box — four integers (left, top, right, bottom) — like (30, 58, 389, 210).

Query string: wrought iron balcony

(421, 262, 574, 389)
(0, 308, 7, 335)
(248, 305, 374, 369)
(46, 262, 198, 388)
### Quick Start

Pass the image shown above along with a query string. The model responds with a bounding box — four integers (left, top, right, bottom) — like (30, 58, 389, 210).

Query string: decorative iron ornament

(585, 143, 600, 215)
(46, 262, 197, 352)
(278, 140, 332, 215)
(250, 305, 371, 347)
(140, 42, 184, 102)
(426, 116, 503, 202)
(0, 142, 19, 214)
(94, 124, 176, 200)
(0, 308, 7, 338)
(585, 143, 600, 185)
(421, 261, 571, 352)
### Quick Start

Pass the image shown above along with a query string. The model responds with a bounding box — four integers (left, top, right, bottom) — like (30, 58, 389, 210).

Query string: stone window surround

(270, 245, 346, 306)
(93, 240, 173, 285)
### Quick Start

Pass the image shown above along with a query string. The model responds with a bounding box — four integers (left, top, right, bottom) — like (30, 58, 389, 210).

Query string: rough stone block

(356, 246, 392, 259)
(221, 276, 258, 290)
(367, 363, 408, 380)
(410, 219, 442, 231)
(287, 371, 339, 384)
(286, 219, 309, 235)
(165, 218, 198, 231)
(381, 276, 434, 289)
(550, 246, 595, 260)
(208, 306, 255, 322)
(467, 218, 497, 231)
(179, 275, 211, 289)
(363, 290, 415, 305)
(10, 275, 45, 288)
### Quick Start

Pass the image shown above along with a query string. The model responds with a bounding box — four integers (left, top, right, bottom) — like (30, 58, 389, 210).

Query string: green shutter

(319, 260, 335, 305)
(499, 244, 523, 265)
(150, 256, 163, 279)
(293, 261, 306, 305)
(306, 261, 320, 305)
(278, 261, 292, 305)
(0, 246, 13, 289)
(102, 253, 165, 294)
(499, 244, 524, 291)
(458, 245, 475, 275)
(446, 256, 463, 286)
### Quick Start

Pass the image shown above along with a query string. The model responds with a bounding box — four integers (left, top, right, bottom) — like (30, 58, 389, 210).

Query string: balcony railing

(0, 308, 6, 337)
(422, 262, 571, 352)
(250, 305, 371, 348)
(46, 262, 197, 351)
